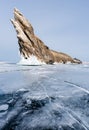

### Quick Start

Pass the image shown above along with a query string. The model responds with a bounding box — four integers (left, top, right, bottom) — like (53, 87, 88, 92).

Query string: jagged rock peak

(11, 8, 82, 65)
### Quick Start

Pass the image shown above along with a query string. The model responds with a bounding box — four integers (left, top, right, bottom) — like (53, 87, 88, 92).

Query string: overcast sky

(0, 0, 89, 63)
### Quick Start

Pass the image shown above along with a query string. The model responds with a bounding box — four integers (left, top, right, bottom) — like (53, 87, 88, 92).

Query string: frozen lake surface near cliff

(0, 63, 89, 130)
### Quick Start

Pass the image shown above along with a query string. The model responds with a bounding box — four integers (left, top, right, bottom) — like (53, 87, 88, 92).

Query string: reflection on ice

(0, 63, 89, 129)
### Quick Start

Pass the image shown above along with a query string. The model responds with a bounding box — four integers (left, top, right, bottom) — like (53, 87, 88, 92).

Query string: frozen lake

(0, 63, 89, 130)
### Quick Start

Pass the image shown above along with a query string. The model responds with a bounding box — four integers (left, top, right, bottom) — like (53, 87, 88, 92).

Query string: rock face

(11, 8, 82, 64)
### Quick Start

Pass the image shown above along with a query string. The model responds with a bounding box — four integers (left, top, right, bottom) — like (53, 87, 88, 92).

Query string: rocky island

(11, 8, 82, 65)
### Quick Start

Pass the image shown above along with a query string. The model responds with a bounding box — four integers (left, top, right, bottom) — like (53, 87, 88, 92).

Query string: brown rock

(11, 8, 82, 64)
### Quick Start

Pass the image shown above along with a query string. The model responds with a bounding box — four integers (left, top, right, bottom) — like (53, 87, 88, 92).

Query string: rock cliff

(11, 8, 82, 64)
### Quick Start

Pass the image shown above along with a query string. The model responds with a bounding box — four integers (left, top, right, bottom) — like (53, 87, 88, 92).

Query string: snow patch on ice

(18, 55, 45, 65)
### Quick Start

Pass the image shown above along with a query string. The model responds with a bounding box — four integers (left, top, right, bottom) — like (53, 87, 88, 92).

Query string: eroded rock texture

(11, 8, 82, 64)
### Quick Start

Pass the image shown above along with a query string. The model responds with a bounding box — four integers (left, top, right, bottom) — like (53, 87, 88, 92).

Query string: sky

(0, 0, 89, 63)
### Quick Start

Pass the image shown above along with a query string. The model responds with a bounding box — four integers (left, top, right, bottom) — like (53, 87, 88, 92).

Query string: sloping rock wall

(11, 8, 82, 64)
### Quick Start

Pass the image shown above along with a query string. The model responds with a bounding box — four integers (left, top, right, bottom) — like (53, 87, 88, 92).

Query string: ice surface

(0, 104, 8, 111)
(0, 62, 89, 129)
